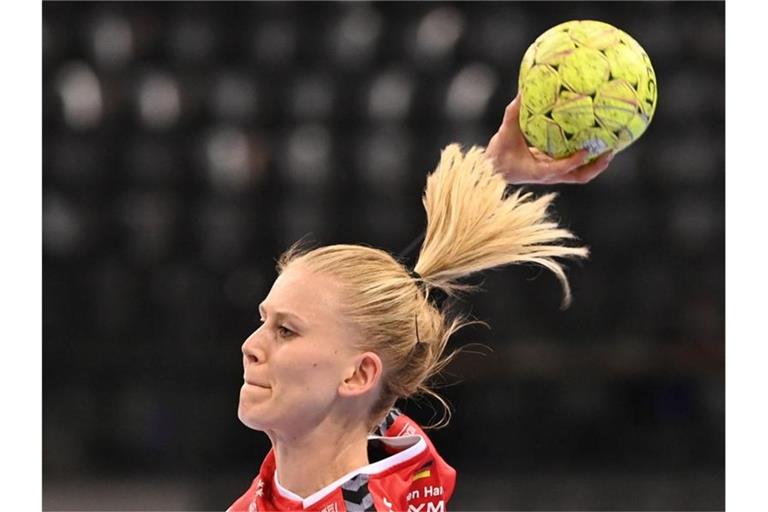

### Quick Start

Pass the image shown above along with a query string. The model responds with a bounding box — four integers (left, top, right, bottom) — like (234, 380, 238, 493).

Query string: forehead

(264, 264, 345, 325)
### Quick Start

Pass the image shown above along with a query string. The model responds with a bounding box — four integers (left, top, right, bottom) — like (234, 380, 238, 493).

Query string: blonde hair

(277, 144, 588, 429)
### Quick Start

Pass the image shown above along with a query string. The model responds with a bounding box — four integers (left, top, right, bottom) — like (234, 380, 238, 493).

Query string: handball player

(227, 94, 614, 511)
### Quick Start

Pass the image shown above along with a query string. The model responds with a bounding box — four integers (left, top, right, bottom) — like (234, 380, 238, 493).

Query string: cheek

(278, 356, 342, 403)
(239, 346, 348, 431)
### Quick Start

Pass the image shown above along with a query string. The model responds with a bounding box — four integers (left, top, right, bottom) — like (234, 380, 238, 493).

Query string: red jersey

(228, 409, 456, 511)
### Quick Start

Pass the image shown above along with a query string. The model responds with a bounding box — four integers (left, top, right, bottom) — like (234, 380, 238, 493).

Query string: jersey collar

(272, 433, 427, 508)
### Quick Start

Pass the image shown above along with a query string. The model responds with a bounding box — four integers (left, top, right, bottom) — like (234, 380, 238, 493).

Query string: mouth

(244, 378, 271, 389)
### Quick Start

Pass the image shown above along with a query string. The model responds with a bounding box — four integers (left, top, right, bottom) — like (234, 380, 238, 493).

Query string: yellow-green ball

(518, 20, 657, 159)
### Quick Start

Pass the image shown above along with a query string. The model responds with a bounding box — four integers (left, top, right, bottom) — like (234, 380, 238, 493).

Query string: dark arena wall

(43, 2, 724, 510)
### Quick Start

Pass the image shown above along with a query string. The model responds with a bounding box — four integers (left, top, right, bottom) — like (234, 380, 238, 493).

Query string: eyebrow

(258, 302, 306, 326)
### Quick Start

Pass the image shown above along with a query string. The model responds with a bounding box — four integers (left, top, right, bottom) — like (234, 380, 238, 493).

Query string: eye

(256, 315, 295, 339)
(277, 325, 295, 338)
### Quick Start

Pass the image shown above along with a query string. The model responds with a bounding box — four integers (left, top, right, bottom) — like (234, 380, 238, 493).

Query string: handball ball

(518, 20, 657, 159)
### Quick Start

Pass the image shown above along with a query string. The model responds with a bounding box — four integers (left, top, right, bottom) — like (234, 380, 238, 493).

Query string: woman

(228, 96, 614, 512)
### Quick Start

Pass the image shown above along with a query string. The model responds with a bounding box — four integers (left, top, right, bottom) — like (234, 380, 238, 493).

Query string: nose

(241, 326, 268, 365)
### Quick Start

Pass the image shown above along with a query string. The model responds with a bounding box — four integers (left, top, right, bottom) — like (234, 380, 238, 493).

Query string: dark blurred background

(42, 1, 724, 510)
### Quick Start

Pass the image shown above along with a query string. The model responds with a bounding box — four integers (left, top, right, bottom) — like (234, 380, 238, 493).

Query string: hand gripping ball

(518, 20, 658, 159)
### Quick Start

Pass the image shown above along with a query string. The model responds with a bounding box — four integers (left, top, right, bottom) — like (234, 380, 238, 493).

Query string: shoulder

(226, 475, 261, 512)
(368, 409, 457, 511)
(227, 450, 275, 512)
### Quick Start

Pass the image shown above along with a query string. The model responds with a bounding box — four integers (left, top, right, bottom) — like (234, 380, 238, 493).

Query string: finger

(543, 149, 591, 176)
(500, 94, 521, 130)
(557, 152, 615, 184)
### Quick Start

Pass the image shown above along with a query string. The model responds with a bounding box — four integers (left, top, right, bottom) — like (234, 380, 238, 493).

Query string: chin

(237, 404, 268, 431)
(238, 390, 272, 431)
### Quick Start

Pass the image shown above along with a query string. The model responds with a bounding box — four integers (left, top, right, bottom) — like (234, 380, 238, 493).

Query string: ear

(339, 352, 383, 398)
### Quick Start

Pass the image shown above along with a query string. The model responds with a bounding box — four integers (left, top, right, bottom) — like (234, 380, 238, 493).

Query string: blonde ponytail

(415, 144, 588, 308)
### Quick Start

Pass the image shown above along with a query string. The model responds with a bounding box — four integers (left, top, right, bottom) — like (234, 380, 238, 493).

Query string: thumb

(500, 94, 522, 130)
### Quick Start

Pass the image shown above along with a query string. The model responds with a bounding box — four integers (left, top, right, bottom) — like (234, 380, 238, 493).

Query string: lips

(244, 377, 270, 388)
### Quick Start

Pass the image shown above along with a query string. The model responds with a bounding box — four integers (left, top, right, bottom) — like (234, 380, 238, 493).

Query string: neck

(269, 416, 371, 500)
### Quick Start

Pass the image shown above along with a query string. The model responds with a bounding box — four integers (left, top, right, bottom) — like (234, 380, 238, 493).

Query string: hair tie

(407, 267, 423, 283)
(406, 267, 449, 310)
